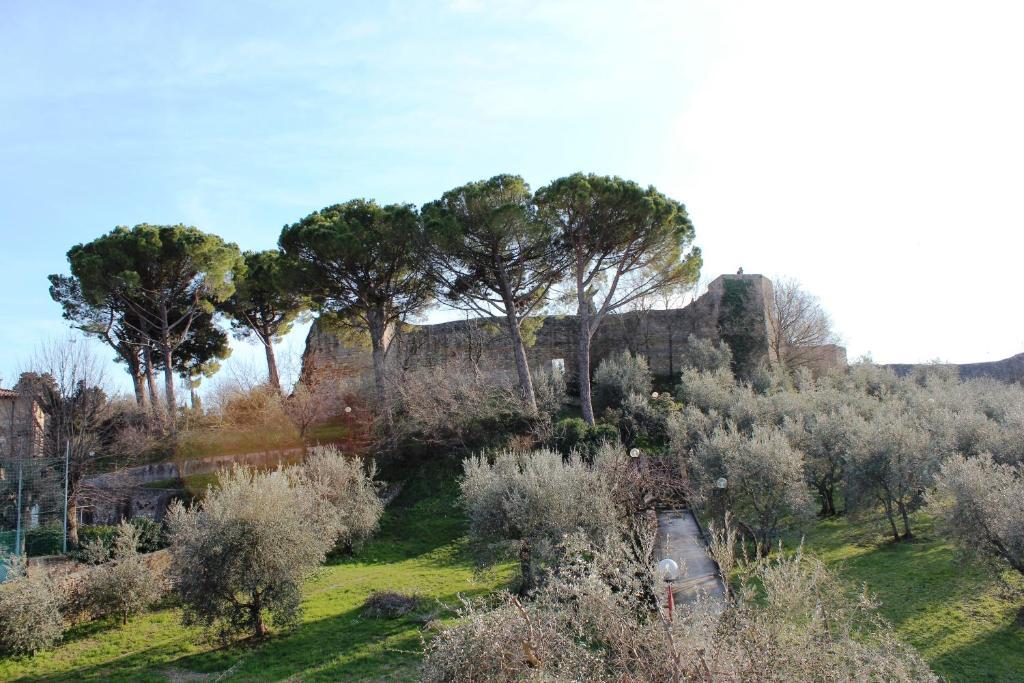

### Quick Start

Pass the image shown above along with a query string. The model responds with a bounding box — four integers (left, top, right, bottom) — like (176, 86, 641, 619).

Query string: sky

(1, 0, 1022, 393)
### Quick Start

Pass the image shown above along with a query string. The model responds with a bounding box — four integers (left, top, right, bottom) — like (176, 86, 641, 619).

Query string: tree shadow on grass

(927, 617, 1024, 683)
(42, 586, 486, 683)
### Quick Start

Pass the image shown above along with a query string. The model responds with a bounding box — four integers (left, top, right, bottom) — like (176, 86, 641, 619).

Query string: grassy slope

(0, 470, 512, 682)
(796, 512, 1024, 683)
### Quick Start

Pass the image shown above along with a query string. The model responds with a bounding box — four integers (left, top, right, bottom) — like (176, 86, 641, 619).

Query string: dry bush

(422, 526, 936, 682)
(361, 591, 421, 619)
(387, 362, 533, 451)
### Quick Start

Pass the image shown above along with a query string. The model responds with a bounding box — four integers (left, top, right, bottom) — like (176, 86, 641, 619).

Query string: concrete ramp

(654, 510, 726, 604)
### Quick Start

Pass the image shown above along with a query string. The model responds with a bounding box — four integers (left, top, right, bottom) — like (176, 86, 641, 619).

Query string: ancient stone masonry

(0, 375, 48, 535)
(302, 274, 825, 385)
(0, 376, 46, 464)
(886, 353, 1024, 385)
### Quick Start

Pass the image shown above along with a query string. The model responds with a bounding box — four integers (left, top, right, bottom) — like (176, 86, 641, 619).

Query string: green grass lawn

(795, 511, 1024, 683)
(0, 469, 513, 682)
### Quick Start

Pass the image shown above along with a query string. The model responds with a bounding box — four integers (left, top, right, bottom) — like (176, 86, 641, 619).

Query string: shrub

(592, 351, 652, 415)
(423, 528, 936, 682)
(550, 418, 620, 457)
(618, 392, 677, 446)
(679, 333, 733, 373)
(166, 466, 340, 640)
(289, 445, 383, 553)
(130, 517, 165, 553)
(551, 417, 589, 455)
(78, 524, 119, 548)
(25, 523, 64, 557)
(461, 448, 622, 592)
(0, 560, 65, 655)
(82, 521, 162, 624)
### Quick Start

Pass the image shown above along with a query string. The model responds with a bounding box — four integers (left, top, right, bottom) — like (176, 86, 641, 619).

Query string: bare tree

(769, 278, 839, 371)
(22, 336, 147, 547)
(283, 363, 345, 440)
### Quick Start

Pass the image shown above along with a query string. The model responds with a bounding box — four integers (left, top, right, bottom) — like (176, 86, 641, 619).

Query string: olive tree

(845, 409, 936, 542)
(784, 406, 866, 516)
(695, 424, 814, 548)
(591, 350, 652, 415)
(289, 445, 383, 553)
(81, 521, 162, 624)
(536, 173, 701, 424)
(165, 466, 339, 640)
(460, 448, 622, 592)
(928, 454, 1024, 577)
(679, 333, 733, 373)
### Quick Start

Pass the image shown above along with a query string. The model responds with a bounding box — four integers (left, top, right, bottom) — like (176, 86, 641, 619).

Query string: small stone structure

(303, 273, 831, 383)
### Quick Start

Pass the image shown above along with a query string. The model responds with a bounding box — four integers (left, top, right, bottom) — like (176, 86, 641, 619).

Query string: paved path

(654, 509, 726, 605)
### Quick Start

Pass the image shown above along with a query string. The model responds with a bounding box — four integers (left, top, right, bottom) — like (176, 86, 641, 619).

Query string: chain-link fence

(0, 451, 67, 582)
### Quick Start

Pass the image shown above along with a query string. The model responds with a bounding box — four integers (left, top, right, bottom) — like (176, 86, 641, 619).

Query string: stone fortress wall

(302, 273, 837, 384)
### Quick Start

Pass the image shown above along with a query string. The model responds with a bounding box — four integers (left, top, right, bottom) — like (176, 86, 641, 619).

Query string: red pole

(667, 583, 674, 622)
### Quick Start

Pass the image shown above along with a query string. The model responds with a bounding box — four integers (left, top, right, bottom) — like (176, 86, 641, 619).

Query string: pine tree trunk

(143, 347, 160, 411)
(162, 345, 176, 419)
(367, 309, 393, 431)
(264, 340, 281, 393)
(67, 497, 79, 548)
(577, 315, 595, 425)
(504, 310, 538, 415)
(575, 261, 596, 425)
(127, 351, 146, 407)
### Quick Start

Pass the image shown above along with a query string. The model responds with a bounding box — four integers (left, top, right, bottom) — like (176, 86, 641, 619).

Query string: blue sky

(2, 1, 1022, 392)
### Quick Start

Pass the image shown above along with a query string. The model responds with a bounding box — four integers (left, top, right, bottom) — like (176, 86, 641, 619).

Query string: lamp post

(658, 557, 680, 622)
